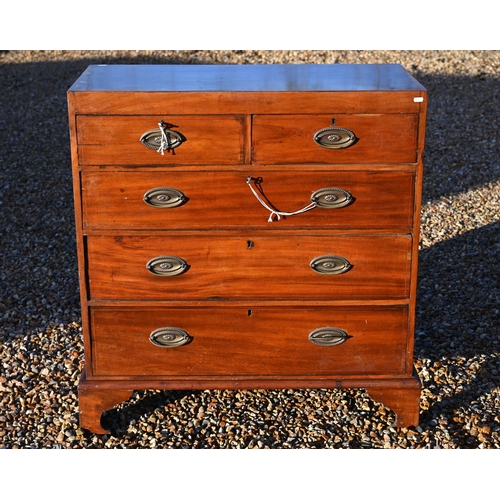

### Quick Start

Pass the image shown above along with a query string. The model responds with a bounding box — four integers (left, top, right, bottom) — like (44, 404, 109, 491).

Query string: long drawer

(81, 170, 415, 230)
(76, 115, 246, 165)
(86, 234, 412, 301)
(252, 114, 418, 164)
(90, 306, 409, 377)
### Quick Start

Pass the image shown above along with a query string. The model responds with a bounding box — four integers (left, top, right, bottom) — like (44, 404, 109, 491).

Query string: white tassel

(157, 122, 170, 155)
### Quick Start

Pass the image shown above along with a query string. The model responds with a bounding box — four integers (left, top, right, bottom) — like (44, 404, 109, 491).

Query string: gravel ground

(0, 50, 499, 449)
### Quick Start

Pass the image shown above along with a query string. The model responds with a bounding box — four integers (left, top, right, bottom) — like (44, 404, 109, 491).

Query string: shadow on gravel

(101, 390, 199, 438)
(417, 221, 500, 361)
(415, 220, 499, 445)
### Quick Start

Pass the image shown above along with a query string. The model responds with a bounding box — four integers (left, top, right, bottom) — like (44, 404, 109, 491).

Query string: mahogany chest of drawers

(68, 64, 427, 434)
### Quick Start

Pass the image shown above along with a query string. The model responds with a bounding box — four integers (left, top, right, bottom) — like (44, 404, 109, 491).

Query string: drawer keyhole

(247, 240, 254, 249)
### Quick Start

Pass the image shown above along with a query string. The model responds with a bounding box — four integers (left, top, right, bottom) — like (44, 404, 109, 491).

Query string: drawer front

(91, 306, 409, 377)
(82, 170, 415, 230)
(87, 234, 412, 300)
(252, 114, 418, 164)
(76, 115, 245, 165)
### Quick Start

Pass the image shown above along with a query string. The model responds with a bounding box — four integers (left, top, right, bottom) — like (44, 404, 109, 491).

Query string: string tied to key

(246, 176, 317, 222)
(157, 121, 172, 155)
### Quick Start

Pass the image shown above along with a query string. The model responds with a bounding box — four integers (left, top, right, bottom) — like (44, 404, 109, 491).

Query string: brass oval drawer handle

(146, 256, 188, 276)
(140, 120, 185, 155)
(309, 327, 349, 346)
(149, 327, 192, 348)
(310, 255, 351, 275)
(143, 187, 186, 208)
(313, 126, 357, 149)
(310, 187, 353, 209)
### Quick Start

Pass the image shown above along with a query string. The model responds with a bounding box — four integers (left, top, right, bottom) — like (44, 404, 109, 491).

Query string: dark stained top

(69, 64, 426, 92)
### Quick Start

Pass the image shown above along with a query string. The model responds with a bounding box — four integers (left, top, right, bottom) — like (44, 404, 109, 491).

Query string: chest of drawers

(68, 64, 427, 434)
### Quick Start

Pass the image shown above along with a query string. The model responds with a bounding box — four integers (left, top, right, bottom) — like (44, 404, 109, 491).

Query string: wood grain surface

(81, 169, 415, 230)
(252, 114, 418, 164)
(90, 305, 409, 377)
(77, 115, 246, 166)
(86, 233, 412, 301)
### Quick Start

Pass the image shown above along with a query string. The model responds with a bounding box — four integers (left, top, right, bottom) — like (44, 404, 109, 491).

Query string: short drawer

(76, 115, 245, 165)
(86, 233, 412, 301)
(252, 114, 418, 164)
(90, 305, 409, 377)
(82, 170, 415, 230)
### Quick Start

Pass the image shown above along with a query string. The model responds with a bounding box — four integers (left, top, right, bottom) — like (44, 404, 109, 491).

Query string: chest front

(68, 64, 427, 434)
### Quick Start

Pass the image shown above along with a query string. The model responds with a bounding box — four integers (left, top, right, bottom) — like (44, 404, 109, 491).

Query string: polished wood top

(69, 64, 426, 92)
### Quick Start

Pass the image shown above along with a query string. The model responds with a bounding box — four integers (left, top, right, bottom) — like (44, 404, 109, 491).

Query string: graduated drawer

(82, 170, 415, 230)
(76, 115, 245, 165)
(90, 305, 409, 377)
(252, 114, 418, 164)
(86, 234, 412, 301)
